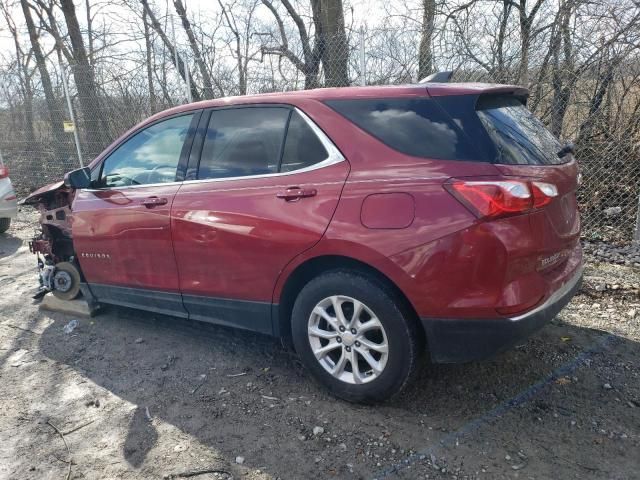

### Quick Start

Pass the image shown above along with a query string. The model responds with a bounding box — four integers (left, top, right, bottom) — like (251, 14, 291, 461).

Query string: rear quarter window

(324, 98, 481, 162)
(476, 95, 566, 165)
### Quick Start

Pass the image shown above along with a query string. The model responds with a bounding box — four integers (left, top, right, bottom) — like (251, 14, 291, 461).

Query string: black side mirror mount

(64, 166, 92, 189)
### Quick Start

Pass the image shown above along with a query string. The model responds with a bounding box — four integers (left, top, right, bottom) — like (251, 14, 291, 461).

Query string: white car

(0, 158, 17, 234)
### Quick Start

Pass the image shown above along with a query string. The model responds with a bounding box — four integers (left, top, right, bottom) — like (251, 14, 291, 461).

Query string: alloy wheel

(307, 295, 389, 384)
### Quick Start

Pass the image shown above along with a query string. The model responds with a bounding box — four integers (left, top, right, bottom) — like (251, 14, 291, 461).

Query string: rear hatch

(473, 94, 580, 271)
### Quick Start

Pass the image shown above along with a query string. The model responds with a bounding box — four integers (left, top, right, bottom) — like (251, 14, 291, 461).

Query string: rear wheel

(0, 218, 10, 234)
(291, 271, 421, 403)
(52, 262, 81, 301)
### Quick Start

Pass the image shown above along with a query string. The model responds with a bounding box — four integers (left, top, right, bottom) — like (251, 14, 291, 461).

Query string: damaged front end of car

(22, 182, 82, 301)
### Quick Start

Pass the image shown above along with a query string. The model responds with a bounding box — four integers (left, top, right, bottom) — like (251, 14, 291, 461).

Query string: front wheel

(52, 262, 81, 301)
(291, 271, 421, 403)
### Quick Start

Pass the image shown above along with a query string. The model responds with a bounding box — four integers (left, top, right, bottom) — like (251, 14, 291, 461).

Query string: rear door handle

(141, 196, 168, 208)
(276, 187, 317, 201)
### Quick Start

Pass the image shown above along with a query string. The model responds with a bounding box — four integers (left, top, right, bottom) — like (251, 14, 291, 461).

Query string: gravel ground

(0, 209, 639, 480)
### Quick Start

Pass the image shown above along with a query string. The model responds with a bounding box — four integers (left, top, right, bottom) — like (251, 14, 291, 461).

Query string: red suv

(26, 83, 582, 402)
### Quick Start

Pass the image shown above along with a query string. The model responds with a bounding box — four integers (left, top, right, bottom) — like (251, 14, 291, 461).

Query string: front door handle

(276, 187, 317, 201)
(141, 196, 168, 208)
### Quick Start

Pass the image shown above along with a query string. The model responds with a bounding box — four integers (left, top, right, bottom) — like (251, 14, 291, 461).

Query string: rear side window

(280, 111, 328, 172)
(476, 96, 565, 165)
(198, 107, 289, 179)
(325, 98, 478, 161)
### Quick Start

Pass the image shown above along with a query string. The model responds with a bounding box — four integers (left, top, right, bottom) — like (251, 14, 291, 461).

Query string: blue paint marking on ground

(373, 333, 617, 479)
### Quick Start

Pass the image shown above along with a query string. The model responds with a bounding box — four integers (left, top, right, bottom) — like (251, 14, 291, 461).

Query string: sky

(0, 0, 391, 56)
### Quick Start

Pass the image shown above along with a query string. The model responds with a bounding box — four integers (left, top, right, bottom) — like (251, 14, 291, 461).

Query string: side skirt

(88, 283, 275, 336)
(182, 294, 273, 335)
(90, 284, 188, 318)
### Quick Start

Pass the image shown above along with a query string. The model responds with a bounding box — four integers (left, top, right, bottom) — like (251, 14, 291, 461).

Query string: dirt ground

(1, 210, 639, 480)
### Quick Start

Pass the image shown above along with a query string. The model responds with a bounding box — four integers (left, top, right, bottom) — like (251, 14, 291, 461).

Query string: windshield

(476, 96, 566, 165)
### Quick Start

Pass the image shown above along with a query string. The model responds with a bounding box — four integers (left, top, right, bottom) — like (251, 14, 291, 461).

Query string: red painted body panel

(360, 193, 415, 229)
(171, 161, 349, 302)
(268, 99, 581, 321)
(72, 185, 181, 291)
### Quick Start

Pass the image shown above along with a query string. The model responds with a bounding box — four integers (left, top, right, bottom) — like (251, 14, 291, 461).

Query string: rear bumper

(421, 264, 583, 363)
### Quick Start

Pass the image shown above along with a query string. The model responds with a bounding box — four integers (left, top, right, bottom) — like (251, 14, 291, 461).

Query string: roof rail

(418, 71, 454, 83)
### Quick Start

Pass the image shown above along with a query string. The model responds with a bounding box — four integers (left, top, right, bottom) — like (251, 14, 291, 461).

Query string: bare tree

(218, 0, 262, 95)
(515, 0, 547, 85)
(20, 0, 67, 162)
(173, 0, 215, 98)
(1, 1, 36, 146)
(261, 0, 321, 89)
(418, 0, 436, 79)
(60, 0, 112, 153)
(140, 0, 201, 101)
(314, 0, 349, 87)
(142, 6, 157, 111)
(260, 0, 349, 88)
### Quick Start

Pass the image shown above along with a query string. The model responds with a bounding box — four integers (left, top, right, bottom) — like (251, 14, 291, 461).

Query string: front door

(72, 112, 198, 316)
(171, 106, 349, 333)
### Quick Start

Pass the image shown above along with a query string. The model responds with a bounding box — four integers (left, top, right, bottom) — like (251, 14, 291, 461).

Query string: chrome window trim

(82, 106, 345, 192)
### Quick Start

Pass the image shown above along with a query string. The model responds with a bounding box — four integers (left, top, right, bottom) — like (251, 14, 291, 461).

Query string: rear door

(72, 112, 199, 316)
(171, 105, 349, 333)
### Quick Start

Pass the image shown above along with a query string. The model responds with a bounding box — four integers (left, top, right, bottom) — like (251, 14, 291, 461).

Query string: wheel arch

(42, 224, 87, 282)
(274, 254, 425, 348)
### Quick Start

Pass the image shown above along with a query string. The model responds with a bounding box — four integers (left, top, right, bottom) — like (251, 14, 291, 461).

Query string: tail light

(530, 181, 558, 208)
(0, 166, 8, 179)
(446, 179, 558, 219)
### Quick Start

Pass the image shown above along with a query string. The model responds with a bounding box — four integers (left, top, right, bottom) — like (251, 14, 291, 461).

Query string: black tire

(291, 270, 422, 403)
(0, 218, 10, 234)
(52, 261, 81, 301)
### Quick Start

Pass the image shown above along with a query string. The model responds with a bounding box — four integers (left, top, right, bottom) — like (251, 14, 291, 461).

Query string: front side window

(325, 98, 478, 161)
(198, 107, 289, 180)
(97, 114, 194, 188)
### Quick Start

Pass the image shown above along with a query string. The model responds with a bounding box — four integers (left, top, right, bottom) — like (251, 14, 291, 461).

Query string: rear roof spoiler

(419, 71, 454, 83)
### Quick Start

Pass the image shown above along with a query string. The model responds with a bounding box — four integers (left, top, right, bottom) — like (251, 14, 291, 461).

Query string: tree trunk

(142, 8, 157, 112)
(517, 0, 531, 85)
(236, 34, 247, 95)
(261, 0, 321, 89)
(85, 0, 93, 66)
(496, 0, 512, 82)
(21, 0, 67, 162)
(577, 49, 615, 144)
(418, 0, 436, 80)
(550, 3, 573, 138)
(173, 0, 215, 99)
(2, 3, 36, 146)
(59, 0, 110, 155)
(21, 83, 36, 148)
(140, 0, 201, 102)
(314, 0, 349, 87)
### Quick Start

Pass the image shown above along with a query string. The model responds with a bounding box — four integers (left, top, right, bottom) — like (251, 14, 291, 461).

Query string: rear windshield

(476, 95, 566, 165)
(324, 98, 480, 161)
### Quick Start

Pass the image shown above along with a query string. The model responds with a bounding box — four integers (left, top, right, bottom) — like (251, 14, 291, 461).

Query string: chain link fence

(1, 27, 638, 244)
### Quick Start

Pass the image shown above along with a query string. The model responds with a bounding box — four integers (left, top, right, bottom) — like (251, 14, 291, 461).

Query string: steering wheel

(139, 164, 176, 184)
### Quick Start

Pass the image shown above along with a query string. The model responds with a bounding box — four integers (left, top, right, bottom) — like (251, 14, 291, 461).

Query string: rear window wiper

(557, 142, 575, 158)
